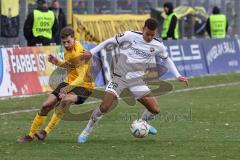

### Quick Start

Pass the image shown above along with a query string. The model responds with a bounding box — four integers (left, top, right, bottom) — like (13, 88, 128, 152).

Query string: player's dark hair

(60, 26, 75, 39)
(144, 18, 158, 31)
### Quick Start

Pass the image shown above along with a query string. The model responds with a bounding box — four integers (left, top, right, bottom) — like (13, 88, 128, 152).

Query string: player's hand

(48, 54, 58, 64)
(177, 76, 189, 86)
(59, 87, 68, 99)
(80, 51, 92, 61)
(67, 51, 92, 67)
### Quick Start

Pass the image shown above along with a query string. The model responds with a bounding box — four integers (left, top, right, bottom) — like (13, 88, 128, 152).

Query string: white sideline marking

(0, 108, 39, 115)
(173, 82, 240, 93)
(0, 100, 102, 116)
(0, 82, 240, 116)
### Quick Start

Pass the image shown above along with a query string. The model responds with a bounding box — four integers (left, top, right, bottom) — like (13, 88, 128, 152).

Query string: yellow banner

(159, 6, 208, 19)
(73, 14, 149, 43)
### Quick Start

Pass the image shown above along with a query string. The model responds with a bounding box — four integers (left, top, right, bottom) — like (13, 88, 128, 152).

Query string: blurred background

(0, 0, 240, 47)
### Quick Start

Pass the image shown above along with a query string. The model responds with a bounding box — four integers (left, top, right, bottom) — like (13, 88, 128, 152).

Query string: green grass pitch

(0, 73, 240, 160)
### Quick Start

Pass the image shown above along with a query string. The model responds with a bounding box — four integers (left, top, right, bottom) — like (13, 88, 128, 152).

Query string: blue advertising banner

(82, 42, 105, 86)
(180, 39, 208, 77)
(84, 38, 240, 86)
(202, 38, 240, 74)
(158, 39, 208, 78)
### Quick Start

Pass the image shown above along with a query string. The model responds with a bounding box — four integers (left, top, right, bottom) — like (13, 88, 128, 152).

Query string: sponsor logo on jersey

(130, 47, 152, 58)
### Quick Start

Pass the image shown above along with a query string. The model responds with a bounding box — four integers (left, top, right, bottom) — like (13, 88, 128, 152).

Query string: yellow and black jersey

(55, 41, 94, 90)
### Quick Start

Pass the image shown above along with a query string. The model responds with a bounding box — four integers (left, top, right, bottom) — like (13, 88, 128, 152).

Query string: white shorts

(105, 75, 150, 99)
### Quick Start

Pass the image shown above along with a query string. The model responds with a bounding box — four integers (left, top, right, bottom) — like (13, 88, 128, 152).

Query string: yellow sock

(28, 113, 47, 137)
(44, 112, 62, 134)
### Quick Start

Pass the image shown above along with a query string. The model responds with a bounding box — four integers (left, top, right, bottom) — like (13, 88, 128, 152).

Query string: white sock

(81, 107, 104, 136)
(141, 109, 156, 122)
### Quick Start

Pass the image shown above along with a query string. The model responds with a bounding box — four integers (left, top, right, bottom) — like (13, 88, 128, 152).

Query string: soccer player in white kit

(78, 18, 188, 143)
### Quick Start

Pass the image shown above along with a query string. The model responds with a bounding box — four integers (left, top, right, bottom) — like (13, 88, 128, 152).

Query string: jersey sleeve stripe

(153, 37, 162, 43)
(130, 31, 143, 35)
(115, 36, 120, 44)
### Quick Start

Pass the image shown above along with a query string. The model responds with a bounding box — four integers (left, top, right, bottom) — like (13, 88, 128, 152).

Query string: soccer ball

(130, 119, 149, 138)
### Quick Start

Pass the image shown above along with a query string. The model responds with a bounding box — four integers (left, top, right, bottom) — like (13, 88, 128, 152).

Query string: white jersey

(115, 31, 168, 60)
(90, 30, 180, 80)
(114, 31, 168, 79)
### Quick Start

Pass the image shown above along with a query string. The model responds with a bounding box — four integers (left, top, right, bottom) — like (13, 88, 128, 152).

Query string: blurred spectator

(24, 0, 58, 46)
(95, 0, 111, 14)
(194, 16, 207, 37)
(74, 0, 87, 14)
(138, 0, 152, 14)
(49, 0, 67, 44)
(117, 0, 132, 11)
(226, 2, 234, 35)
(161, 2, 179, 40)
(1, 0, 20, 37)
(205, 6, 228, 38)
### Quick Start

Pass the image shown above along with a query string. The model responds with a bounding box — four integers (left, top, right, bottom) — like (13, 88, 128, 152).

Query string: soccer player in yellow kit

(18, 27, 94, 143)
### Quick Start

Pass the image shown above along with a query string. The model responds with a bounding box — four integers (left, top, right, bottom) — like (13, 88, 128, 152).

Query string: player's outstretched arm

(162, 57, 189, 86)
(48, 54, 59, 64)
(79, 50, 92, 62)
(90, 37, 117, 55)
(48, 54, 71, 68)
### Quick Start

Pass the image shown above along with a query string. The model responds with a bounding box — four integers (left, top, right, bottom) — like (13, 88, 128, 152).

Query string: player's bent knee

(40, 103, 53, 115)
(150, 107, 160, 115)
(154, 107, 160, 114)
(99, 105, 108, 113)
(99, 103, 111, 113)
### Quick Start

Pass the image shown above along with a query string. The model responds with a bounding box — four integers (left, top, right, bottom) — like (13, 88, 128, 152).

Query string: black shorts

(51, 82, 92, 104)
